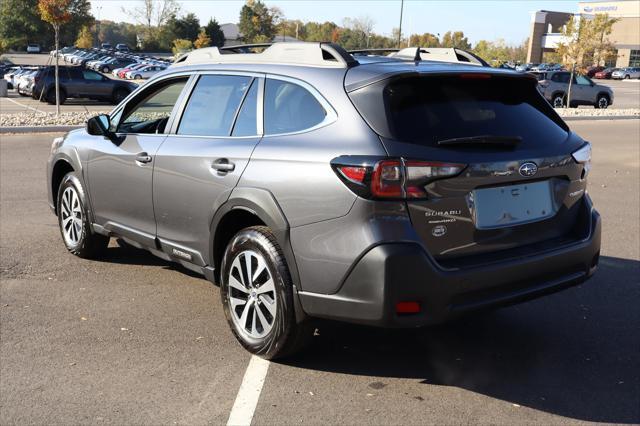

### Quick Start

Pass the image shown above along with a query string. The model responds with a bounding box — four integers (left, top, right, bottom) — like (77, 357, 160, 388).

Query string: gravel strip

(0, 111, 110, 127)
(0, 107, 637, 128)
(555, 108, 640, 118)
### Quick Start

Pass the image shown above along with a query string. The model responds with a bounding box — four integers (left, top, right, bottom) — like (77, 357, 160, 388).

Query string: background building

(527, 0, 640, 67)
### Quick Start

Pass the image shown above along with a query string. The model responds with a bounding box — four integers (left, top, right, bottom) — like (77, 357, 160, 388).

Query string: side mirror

(87, 114, 114, 139)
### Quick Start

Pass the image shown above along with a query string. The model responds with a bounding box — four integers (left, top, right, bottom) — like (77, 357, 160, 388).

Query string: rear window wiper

(437, 135, 522, 147)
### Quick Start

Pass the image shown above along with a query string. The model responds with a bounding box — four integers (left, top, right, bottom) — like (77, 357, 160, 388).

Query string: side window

(177, 74, 252, 136)
(264, 79, 327, 135)
(82, 70, 104, 81)
(231, 79, 258, 137)
(117, 78, 188, 134)
(576, 75, 591, 85)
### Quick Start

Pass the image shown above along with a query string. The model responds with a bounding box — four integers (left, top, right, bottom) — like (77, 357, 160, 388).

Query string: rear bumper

(298, 200, 601, 327)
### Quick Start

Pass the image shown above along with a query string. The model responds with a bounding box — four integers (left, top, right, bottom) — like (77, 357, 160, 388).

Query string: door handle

(211, 158, 235, 172)
(135, 152, 152, 164)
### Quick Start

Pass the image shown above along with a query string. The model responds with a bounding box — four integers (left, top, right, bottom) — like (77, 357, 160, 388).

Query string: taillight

(572, 142, 591, 179)
(333, 157, 465, 200)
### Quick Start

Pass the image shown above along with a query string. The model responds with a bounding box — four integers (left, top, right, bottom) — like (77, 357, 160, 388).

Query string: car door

(152, 72, 262, 265)
(572, 74, 593, 104)
(86, 75, 191, 246)
(81, 69, 112, 98)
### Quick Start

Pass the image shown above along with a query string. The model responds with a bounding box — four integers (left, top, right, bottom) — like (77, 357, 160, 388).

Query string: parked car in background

(30, 66, 137, 104)
(115, 44, 130, 52)
(101, 43, 112, 49)
(515, 62, 538, 72)
(593, 68, 617, 79)
(116, 63, 149, 79)
(586, 66, 605, 77)
(17, 69, 38, 96)
(93, 57, 137, 74)
(27, 43, 41, 54)
(612, 67, 640, 79)
(538, 71, 613, 108)
(50, 46, 75, 57)
(125, 64, 167, 80)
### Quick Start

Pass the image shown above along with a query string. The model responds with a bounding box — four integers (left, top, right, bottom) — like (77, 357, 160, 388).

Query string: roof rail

(172, 42, 358, 68)
(393, 47, 490, 67)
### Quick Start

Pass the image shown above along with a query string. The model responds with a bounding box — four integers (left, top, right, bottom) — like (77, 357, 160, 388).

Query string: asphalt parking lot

(1, 120, 639, 424)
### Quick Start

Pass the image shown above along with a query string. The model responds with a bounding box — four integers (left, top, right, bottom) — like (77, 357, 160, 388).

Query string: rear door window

(231, 79, 259, 137)
(264, 79, 326, 135)
(177, 74, 252, 137)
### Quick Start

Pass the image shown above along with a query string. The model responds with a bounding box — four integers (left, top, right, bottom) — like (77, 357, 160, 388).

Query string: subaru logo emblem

(519, 162, 538, 177)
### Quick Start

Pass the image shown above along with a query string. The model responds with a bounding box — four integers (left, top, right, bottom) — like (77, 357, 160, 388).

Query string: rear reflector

(337, 166, 367, 183)
(396, 301, 420, 314)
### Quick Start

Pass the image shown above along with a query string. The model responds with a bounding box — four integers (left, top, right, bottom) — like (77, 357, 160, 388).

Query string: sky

(90, 0, 580, 45)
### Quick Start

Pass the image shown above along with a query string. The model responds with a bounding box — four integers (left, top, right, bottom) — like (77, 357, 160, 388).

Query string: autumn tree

(75, 24, 92, 48)
(556, 14, 618, 106)
(172, 38, 192, 56)
(238, 0, 276, 43)
(38, 0, 72, 115)
(441, 31, 471, 49)
(194, 29, 210, 49)
(408, 32, 440, 48)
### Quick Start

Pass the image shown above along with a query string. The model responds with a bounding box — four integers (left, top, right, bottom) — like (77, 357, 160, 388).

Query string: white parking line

(227, 355, 270, 426)
(3, 97, 46, 114)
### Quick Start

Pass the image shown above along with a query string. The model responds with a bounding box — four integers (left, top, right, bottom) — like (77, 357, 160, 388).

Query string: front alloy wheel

(596, 95, 609, 109)
(60, 186, 83, 247)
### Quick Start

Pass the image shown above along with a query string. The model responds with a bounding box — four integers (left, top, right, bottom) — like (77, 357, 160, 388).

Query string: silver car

(537, 71, 614, 108)
(47, 43, 601, 359)
(611, 67, 640, 80)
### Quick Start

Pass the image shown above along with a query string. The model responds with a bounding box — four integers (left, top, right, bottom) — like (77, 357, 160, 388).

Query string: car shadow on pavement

(283, 256, 640, 424)
(101, 239, 202, 278)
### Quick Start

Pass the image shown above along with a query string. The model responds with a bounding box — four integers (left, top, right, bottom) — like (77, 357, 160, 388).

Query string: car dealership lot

(1, 120, 639, 424)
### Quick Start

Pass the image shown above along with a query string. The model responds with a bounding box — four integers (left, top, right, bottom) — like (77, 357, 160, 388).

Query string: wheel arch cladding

(210, 187, 302, 291)
(51, 160, 75, 215)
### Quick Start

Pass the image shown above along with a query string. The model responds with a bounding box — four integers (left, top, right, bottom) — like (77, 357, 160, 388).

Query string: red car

(594, 68, 617, 79)
(587, 66, 605, 77)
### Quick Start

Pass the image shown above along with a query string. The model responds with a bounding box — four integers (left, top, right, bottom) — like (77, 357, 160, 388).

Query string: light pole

(397, 0, 404, 48)
(95, 6, 102, 46)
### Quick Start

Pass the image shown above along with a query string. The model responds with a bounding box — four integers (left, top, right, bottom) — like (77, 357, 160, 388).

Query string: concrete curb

(0, 125, 82, 134)
(562, 115, 639, 121)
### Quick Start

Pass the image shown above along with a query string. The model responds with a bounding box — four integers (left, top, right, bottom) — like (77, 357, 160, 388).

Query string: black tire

(56, 173, 109, 259)
(102, 66, 110, 73)
(624, 74, 630, 79)
(46, 88, 67, 105)
(220, 226, 312, 359)
(595, 94, 609, 109)
(134, 74, 142, 80)
(112, 88, 129, 104)
(551, 93, 566, 108)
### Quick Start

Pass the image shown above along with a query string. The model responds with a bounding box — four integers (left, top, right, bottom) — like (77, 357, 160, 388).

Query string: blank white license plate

(473, 181, 555, 229)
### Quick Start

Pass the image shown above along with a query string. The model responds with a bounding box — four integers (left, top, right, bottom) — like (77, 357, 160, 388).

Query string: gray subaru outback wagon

(47, 42, 601, 359)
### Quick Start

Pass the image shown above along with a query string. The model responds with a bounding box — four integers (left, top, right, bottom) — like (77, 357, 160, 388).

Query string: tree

(0, 0, 91, 50)
(38, 0, 72, 115)
(75, 25, 92, 48)
(172, 38, 193, 56)
(204, 18, 225, 47)
(238, 0, 276, 43)
(194, 29, 210, 49)
(556, 14, 618, 106)
(166, 13, 200, 42)
(123, 0, 179, 30)
(409, 32, 440, 48)
(441, 31, 471, 49)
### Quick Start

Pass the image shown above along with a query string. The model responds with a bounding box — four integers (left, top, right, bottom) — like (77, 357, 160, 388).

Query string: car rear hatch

(344, 68, 591, 266)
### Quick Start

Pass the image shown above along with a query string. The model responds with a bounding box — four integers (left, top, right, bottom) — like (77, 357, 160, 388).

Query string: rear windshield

(349, 75, 569, 148)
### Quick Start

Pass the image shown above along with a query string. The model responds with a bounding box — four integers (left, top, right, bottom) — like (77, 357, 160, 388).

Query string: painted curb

(0, 125, 82, 134)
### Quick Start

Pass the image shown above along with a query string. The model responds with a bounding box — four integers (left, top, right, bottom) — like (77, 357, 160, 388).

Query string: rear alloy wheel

(552, 94, 565, 108)
(57, 173, 109, 258)
(102, 66, 110, 73)
(221, 226, 312, 359)
(134, 74, 142, 80)
(596, 95, 609, 109)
